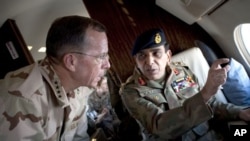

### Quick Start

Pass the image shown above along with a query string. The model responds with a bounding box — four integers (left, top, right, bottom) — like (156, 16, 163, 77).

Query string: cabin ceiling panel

(83, 0, 224, 82)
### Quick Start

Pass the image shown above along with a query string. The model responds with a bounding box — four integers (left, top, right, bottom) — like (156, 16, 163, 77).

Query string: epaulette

(170, 61, 186, 68)
(169, 61, 187, 76)
(125, 71, 147, 86)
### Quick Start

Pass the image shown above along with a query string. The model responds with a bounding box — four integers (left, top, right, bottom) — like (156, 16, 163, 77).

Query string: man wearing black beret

(120, 28, 250, 141)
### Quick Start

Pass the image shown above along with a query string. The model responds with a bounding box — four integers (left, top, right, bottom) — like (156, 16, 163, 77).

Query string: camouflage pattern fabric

(87, 90, 119, 139)
(0, 58, 93, 141)
(120, 62, 243, 141)
(88, 90, 113, 115)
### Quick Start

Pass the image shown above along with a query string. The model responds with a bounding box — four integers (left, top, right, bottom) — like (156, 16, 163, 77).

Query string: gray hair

(46, 15, 106, 61)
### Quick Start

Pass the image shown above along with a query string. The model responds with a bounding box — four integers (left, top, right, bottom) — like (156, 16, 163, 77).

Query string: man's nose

(102, 57, 110, 69)
(145, 55, 154, 65)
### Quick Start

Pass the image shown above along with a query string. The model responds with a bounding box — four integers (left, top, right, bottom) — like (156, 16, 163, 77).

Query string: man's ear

(167, 50, 172, 60)
(134, 56, 140, 68)
(62, 54, 76, 72)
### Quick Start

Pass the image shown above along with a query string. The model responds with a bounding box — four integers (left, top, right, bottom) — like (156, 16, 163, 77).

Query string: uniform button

(154, 96, 159, 100)
(58, 95, 62, 98)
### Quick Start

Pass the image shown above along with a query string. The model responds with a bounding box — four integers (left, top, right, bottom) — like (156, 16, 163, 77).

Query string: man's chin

(81, 81, 96, 88)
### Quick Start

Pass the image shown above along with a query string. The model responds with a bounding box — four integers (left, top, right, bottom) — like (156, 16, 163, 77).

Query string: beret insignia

(155, 33, 161, 44)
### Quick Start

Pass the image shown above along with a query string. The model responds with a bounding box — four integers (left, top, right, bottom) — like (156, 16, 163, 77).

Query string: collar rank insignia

(173, 68, 179, 75)
(155, 33, 161, 44)
(138, 77, 146, 85)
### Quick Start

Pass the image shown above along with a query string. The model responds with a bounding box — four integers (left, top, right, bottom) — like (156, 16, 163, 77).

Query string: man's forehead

(137, 45, 164, 54)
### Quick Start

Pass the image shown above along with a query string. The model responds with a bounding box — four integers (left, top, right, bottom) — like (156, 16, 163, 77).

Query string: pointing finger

(211, 58, 230, 69)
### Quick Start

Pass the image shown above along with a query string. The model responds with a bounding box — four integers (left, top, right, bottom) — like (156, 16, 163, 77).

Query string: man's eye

(99, 55, 105, 59)
(154, 52, 162, 57)
(138, 54, 146, 59)
(99, 53, 108, 59)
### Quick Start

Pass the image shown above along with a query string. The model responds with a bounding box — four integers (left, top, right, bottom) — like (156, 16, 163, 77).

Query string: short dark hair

(46, 15, 106, 59)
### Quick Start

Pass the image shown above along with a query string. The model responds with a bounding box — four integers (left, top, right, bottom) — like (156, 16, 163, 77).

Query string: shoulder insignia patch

(171, 61, 186, 66)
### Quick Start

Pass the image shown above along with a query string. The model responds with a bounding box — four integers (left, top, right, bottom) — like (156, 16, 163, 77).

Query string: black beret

(132, 28, 167, 56)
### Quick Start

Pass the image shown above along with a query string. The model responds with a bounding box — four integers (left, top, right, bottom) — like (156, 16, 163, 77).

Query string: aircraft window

(234, 23, 250, 66)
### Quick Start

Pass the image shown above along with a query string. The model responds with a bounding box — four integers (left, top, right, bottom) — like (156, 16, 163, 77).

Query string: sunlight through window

(234, 23, 250, 66)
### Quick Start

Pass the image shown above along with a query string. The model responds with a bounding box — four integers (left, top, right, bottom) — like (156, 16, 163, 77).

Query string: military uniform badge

(173, 68, 180, 75)
(171, 75, 196, 93)
(169, 63, 199, 99)
(155, 33, 161, 44)
(138, 77, 146, 85)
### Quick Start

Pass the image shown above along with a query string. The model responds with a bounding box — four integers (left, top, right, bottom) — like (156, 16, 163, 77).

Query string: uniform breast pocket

(143, 92, 167, 106)
(176, 86, 199, 99)
(171, 75, 199, 99)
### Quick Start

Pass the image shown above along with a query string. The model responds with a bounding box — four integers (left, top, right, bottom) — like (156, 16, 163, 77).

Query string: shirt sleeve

(121, 88, 213, 140)
(208, 96, 243, 120)
(0, 94, 45, 140)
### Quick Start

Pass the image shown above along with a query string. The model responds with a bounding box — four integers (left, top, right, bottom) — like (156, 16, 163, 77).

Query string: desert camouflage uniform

(0, 58, 93, 141)
(120, 62, 242, 141)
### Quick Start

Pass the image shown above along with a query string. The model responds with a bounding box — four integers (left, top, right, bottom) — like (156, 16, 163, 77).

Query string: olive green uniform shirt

(120, 62, 242, 141)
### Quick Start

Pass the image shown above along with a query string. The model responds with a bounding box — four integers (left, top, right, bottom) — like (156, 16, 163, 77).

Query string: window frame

(233, 23, 250, 66)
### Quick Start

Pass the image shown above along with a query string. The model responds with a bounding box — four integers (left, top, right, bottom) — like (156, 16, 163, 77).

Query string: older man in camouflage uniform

(120, 28, 250, 141)
(0, 16, 110, 140)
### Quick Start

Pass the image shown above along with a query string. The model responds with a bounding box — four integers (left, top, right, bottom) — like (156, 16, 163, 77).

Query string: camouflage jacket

(120, 62, 242, 141)
(0, 58, 93, 141)
(88, 90, 113, 114)
(87, 90, 117, 122)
